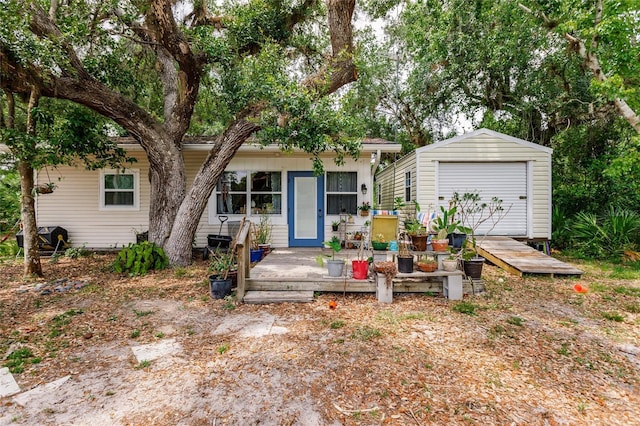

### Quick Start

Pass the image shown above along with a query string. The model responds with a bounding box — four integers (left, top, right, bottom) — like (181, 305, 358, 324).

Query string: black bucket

(463, 258, 485, 279)
(209, 275, 232, 299)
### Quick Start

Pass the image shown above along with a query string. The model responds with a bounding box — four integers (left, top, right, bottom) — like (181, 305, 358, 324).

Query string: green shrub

(0, 239, 19, 258)
(113, 241, 169, 276)
(571, 206, 640, 259)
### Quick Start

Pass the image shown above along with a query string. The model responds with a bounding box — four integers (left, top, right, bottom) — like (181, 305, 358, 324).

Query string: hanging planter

(34, 182, 56, 195)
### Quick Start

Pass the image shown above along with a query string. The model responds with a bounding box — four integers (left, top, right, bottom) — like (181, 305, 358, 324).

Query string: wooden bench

(375, 269, 465, 303)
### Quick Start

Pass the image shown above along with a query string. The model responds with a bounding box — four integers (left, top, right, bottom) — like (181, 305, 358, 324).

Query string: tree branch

(519, 2, 640, 133)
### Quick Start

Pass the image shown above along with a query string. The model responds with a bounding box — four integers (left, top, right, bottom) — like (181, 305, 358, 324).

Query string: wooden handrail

(234, 219, 253, 301)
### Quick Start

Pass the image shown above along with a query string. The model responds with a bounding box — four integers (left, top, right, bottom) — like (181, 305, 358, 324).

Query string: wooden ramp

(477, 236, 583, 277)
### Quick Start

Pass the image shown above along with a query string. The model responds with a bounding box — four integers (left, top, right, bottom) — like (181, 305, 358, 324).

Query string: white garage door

(438, 162, 527, 236)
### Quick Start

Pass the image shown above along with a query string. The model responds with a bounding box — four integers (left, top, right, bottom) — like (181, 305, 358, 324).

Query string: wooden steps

(243, 290, 314, 304)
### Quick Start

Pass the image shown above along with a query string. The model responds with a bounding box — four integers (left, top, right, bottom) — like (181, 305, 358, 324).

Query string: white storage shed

(375, 128, 553, 240)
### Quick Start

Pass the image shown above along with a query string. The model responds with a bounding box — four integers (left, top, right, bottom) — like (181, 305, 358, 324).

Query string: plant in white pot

(316, 236, 344, 277)
(452, 191, 511, 279)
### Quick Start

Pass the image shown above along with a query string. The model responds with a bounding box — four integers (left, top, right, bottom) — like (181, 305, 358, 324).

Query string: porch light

(361, 183, 368, 195)
(370, 153, 377, 164)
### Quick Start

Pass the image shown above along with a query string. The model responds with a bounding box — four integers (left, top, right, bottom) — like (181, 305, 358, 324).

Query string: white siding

(36, 150, 376, 249)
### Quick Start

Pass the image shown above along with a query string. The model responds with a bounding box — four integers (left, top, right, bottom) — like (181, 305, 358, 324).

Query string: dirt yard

(0, 253, 639, 425)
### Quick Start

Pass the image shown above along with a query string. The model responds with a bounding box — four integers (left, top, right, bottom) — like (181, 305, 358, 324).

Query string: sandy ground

(0, 254, 639, 425)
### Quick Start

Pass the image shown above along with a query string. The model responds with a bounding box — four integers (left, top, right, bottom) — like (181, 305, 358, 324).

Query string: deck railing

(234, 219, 253, 300)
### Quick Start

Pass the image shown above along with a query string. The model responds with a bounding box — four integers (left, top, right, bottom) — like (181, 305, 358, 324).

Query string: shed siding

(36, 150, 374, 249)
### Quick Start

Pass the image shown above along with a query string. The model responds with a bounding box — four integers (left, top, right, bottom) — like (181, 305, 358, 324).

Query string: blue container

(388, 240, 398, 251)
(250, 248, 264, 262)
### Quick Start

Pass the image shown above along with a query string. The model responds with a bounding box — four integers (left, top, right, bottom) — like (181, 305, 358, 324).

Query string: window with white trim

(405, 171, 411, 202)
(215, 171, 282, 215)
(100, 169, 139, 210)
(326, 172, 357, 215)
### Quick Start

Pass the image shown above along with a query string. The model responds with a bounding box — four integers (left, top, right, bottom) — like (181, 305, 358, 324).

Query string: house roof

(115, 135, 402, 153)
(416, 128, 552, 154)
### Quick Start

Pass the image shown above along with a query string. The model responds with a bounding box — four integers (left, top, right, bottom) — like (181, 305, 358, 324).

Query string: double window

(100, 169, 139, 210)
(216, 171, 282, 215)
(326, 172, 357, 215)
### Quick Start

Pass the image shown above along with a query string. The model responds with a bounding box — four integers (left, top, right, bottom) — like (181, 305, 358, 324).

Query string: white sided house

(376, 128, 553, 241)
(30, 138, 401, 250)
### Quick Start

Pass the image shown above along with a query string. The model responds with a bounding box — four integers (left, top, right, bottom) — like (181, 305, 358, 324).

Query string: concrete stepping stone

(0, 367, 20, 398)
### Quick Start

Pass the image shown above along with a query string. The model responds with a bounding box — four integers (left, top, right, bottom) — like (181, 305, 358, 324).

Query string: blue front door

(288, 172, 324, 247)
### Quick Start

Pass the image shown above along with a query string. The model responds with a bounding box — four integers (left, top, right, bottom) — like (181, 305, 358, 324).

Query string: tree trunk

(20, 88, 43, 277)
(163, 118, 260, 265)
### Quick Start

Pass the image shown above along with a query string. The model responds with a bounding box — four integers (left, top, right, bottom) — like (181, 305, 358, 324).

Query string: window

(405, 171, 411, 202)
(326, 172, 357, 215)
(215, 171, 281, 215)
(100, 169, 139, 210)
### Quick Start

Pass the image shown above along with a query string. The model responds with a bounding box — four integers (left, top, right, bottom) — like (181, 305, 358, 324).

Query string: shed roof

(416, 128, 552, 155)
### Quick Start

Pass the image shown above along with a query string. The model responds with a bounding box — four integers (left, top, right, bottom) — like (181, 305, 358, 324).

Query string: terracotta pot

(417, 262, 437, 272)
(431, 239, 449, 252)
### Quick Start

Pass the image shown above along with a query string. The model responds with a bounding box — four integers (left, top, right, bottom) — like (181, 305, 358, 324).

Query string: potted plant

(208, 249, 236, 299)
(442, 254, 459, 272)
(316, 236, 344, 277)
(358, 201, 371, 217)
(351, 237, 368, 280)
(396, 235, 414, 273)
(255, 213, 272, 256)
(416, 254, 438, 272)
(34, 182, 56, 195)
(371, 233, 388, 251)
(430, 204, 470, 251)
(452, 191, 511, 279)
(331, 220, 341, 232)
(403, 201, 428, 251)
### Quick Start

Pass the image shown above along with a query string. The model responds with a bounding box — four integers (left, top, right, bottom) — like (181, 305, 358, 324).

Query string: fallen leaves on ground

(0, 254, 638, 425)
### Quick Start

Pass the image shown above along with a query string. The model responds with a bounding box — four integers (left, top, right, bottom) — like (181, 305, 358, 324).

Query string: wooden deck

(477, 236, 583, 277)
(241, 248, 477, 303)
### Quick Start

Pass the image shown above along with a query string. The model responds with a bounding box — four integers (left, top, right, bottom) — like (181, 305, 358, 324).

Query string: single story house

(375, 128, 553, 241)
(23, 137, 401, 249)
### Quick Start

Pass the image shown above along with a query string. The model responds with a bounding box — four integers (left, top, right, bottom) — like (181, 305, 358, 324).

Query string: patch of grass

(135, 360, 151, 369)
(506, 316, 524, 326)
(452, 301, 477, 316)
(48, 309, 83, 338)
(173, 267, 190, 278)
(609, 266, 640, 280)
(130, 329, 141, 338)
(133, 309, 154, 318)
(108, 315, 117, 321)
(105, 390, 115, 396)
(222, 295, 236, 311)
(330, 320, 345, 329)
(587, 282, 608, 293)
(351, 326, 381, 341)
(624, 302, 640, 313)
(155, 332, 165, 338)
(613, 286, 640, 297)
(602, 312, 625, 322)
(557, 343, 571, 356)
(376, 310, 425, 324)
(216, 343, 229, 355)
(3, 347, 41, 374)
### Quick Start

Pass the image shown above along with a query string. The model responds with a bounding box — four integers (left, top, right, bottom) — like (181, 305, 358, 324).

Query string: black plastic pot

(448, 233, 467, 249)
(462, 257, 485, 280)
(397, 255, 414, 273)
(209, 275, 232, 299)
